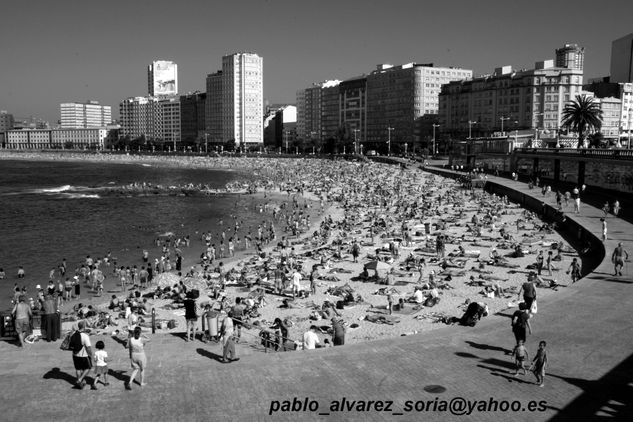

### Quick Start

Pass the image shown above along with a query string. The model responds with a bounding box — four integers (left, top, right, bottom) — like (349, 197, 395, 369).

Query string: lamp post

(467, 121, 477, 169)
(387, 126, 394, 156)
(626, 108, 633, 149)
(468, 121, 477, 139)
(204, 133, 208, 154)
(432, 124, 440, 156)
(533, 112, 544, 145)
(310, 131, 317, 155)
(500, 116, 509, 134)
(353, 129, 360, 154)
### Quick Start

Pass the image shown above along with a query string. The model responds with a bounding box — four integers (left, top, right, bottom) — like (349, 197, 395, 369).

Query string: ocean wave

(37, 184, 74, 193)
(59, 193, 101, 199)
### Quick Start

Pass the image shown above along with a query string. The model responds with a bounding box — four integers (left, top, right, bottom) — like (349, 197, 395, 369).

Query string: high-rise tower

(222, 53, 263, 146)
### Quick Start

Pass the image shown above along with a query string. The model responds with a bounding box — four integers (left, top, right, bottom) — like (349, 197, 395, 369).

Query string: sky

(1, 0, 633, 124)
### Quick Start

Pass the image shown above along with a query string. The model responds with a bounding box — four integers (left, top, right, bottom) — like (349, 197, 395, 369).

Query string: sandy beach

(2, 151, 578, 351)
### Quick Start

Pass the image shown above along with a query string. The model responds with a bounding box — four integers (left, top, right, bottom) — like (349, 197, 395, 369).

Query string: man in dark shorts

(511, 302, 532, 345)
(183, 292, 199, 342)
(72, 320, 93, 389)
(230, 297, 246, 341)
(517, 273, 537, 310)
(612, 242, 629, 276)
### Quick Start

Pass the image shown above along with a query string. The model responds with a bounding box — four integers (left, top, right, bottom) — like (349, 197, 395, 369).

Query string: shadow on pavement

(169, 332, 188, 341)
(196, 347, 224, 363)
(454, 351, 478, 358)
(548, 351, 633, 421)
(490, 371, 535, 385)
(465, 340, 512, 354)
(43, 367, 76, 385)
(108, 369, 129, 382)
(479, 357, 516, 371)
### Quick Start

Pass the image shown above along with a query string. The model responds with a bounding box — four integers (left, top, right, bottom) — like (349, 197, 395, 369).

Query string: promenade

(1, 168, 632, 421)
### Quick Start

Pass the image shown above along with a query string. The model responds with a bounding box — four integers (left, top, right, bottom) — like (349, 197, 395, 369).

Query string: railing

(514, 148, 633, 160)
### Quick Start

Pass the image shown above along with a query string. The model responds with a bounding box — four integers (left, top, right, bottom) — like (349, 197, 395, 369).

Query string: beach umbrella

(365, 260, 391, 271)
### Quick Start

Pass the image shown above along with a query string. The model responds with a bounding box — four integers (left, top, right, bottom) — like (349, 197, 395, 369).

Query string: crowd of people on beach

(4, 153, 630, 392)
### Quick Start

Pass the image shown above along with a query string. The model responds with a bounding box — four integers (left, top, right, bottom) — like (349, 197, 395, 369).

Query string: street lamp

(353, 129, 360, 154)
(533, 112, 544, 144)
(310, 131, 317, 155)
(468, 121, 477, 139)
(500, 116, 509, 134)
(204, 133, 208, 154)
(387, 126, 394, 156)
(432, 124, 440, 156)
(626, 107, 633, 149)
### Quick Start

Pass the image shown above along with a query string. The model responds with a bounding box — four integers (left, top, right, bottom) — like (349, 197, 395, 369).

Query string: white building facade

(60, 101, 112, 128)
(222, 53, 263, 146)
(6, 128, 108, 149)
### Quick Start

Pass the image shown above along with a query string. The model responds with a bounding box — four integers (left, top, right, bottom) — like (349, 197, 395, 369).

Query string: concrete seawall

(423, 166, 605, 277)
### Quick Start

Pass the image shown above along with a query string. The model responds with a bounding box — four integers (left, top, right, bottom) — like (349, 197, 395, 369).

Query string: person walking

(12, 295, 32, 348)
(612, 242, 629, 276)
(567, 258, 582, 284)
(601, 218, 608, 242)
(511, 302, 532, 346)
(512, 340, 529, 376)
(612, 200, 620, 217)
(91, 340, 111, 389)
(220, 312, 238, 363)
(125, 326, 149, 390)
(71, 321, 93, 389)
(517, 273, 537, 311)
(572, 187, 580, 214)
(530, 340, 548, 387)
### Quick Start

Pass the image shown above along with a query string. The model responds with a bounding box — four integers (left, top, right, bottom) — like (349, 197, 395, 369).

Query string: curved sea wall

(422, 166, 605, 276)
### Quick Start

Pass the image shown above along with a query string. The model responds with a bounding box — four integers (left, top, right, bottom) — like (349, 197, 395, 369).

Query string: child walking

(530, 340, 548, 387)
(567, 258, 581, 284)
(512, 340, 529, 376)
(91, 340, 110, 389)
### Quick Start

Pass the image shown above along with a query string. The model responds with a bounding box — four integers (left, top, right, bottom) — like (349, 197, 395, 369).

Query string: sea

(0, 159, 283, 310)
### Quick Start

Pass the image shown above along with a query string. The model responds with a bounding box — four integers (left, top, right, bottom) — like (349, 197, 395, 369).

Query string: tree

(561, 95, 603, 148)
(223, 139, 236, 152)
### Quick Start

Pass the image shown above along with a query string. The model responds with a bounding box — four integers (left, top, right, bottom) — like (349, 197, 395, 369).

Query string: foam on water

(37, 184, 73, 193)
(59, 193, 101, 199)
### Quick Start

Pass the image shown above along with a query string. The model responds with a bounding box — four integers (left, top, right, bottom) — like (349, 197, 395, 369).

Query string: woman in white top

(126, 326, 149, 390)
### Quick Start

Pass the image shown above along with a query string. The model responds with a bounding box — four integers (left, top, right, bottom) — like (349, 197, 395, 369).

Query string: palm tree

(560, 95, 603, 148)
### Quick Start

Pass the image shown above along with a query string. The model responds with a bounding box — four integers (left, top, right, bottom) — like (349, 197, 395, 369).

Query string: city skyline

(1, 0, 633, 124)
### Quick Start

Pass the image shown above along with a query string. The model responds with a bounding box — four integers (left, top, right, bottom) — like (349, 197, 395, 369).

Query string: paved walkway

(1, 171, 632, 421)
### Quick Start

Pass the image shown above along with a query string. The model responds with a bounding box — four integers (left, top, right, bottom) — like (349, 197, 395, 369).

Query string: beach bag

(530, 300, 538, 314)
(59, 331, 73, 351)
(69, 331, 83, 354)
